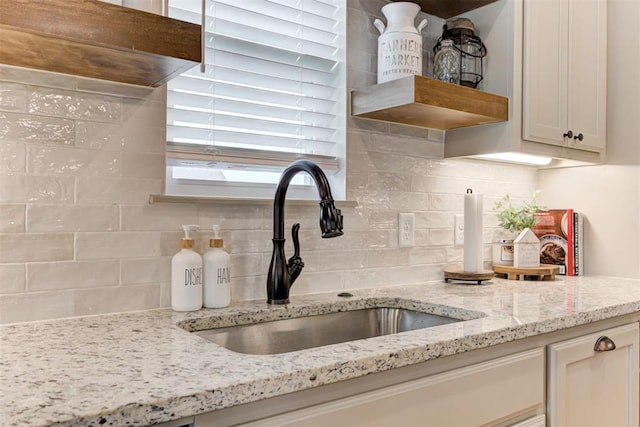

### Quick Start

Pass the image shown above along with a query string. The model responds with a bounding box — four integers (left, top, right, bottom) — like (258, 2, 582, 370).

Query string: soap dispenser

(203, 225, 231, 308)
(171, 225, 203, 312)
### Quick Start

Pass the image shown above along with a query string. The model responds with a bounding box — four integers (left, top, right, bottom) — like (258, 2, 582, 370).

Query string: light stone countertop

(2, 275, 640, 426)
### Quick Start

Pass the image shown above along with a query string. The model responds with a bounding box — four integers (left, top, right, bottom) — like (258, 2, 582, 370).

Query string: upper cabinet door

(522, 0, 606, 153)
(567, 0, 607, 152)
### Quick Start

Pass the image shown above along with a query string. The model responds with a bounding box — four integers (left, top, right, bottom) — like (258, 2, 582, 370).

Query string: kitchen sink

(193, 307, 469, 355)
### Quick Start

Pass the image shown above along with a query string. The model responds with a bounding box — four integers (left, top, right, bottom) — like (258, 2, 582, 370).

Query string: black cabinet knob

(563, 130, 573, 139)
(573, 133, 584, 142)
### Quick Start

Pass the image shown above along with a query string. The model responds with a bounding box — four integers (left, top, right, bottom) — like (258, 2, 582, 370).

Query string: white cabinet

(444, 0, 605, 165)
(240, 348, 545, 427)
(547, 322, 639, 427)
(522, 0, 607, 153)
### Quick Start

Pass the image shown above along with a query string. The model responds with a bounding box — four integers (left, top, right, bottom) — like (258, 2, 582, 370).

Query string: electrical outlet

(398, 213, 415, 247)
(454, 214, 464, 246)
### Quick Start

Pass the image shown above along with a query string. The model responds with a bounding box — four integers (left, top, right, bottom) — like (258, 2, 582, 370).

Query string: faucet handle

(336, 208, 343, 230)
(288, 223, 304, 284)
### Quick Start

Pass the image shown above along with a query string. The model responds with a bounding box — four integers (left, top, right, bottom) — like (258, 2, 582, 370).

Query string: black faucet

(267, 160, 344, 304)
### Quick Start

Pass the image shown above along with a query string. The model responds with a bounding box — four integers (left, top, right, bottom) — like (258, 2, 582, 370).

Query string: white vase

(374, 2, 427, 84)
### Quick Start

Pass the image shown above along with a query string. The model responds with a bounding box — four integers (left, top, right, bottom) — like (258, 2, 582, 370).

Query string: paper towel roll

(463, 189, 483, 272)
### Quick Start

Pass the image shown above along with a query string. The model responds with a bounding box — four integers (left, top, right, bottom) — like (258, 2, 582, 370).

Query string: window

(166, 0, 346, 200)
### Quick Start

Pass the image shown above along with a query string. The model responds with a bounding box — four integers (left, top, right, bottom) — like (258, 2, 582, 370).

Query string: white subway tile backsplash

(121, 204, 198, 232)
(367, 133, 443, 158)
(316, 250, 367, 271)
(28, 260, 119, 291)
(0, 291, 75, 323)
(290, 271, 344, 296)
(0, 264, 26, 294)
(0, 111, 75, 145)
(354, 190, 429, 211)
(0, 204, 25, 233)
(75, 121, 126, 151)
(121, 257, 169, 286)
(0, 175, 74, 203)
(0, 2, 538, 323)
(28, 146, 121, 176)
(75, 232, 161, 260)
(229, 253, 265, 277)
(429, 193, 464, 211)
(121, 152, 164, 179)
(197, 205, 268, 231)
(409, 247, 447, 265)
(366, 172, 412, 192)
(414, 229, 429, 246)
(364, 151, 431, 175)
(225, 230, 275, 254)
(0, 82, 27, 112)
(28, 87, 122, 122)
(427, 228, 455, 246)
(0, 233, 74, 263)
(27, 205, 119, 232)
(366, 210, 398, 230)
(231, 275, 267, 301)
(347, 172, 368, 190)
(414, 211, 453, 228)
(0, 141, 26, 173)
(367, 248, 410, 267)
(73, 284, 160, 316)
(76, 177, 162, 204)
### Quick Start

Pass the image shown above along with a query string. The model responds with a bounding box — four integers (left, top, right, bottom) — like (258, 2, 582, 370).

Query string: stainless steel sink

(193, 307, 465, 355)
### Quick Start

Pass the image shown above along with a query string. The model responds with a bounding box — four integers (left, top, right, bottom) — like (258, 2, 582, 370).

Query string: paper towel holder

(443, 187, 494, 285)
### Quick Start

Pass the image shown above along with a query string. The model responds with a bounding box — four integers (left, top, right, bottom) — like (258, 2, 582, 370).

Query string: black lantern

(433, 17, 487, 88)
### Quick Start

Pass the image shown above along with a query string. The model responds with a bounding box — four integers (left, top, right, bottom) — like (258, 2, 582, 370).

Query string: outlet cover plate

(399, 213, 415, 247)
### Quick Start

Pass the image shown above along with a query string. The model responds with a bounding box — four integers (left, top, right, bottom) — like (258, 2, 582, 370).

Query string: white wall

(537, 0, 640, 279)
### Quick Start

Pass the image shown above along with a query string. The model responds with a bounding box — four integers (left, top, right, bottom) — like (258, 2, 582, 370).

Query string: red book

(532, 209, 574, 276)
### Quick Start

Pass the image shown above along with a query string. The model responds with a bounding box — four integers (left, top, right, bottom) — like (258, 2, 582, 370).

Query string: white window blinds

(166, 0, 346, 199)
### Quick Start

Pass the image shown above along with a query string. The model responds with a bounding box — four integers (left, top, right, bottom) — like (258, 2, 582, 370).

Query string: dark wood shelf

(392, 0, 500, 19)
(351, 75, 508, 130)
(0, 0, 201, 87)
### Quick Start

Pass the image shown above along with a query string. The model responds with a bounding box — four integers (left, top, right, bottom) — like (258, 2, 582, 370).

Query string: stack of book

(532, 209, 584, 276)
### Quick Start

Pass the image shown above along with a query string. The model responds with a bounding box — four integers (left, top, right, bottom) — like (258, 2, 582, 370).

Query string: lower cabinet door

(548, 322, 639, 427)
(242, 348, 544, 427)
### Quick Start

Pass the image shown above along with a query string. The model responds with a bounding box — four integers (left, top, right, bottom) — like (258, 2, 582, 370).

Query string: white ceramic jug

(374, 2, 427, 84)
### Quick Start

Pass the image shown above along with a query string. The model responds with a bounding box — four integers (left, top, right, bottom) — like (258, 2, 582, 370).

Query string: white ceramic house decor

(374, 2, 427, 83)
(513, 228, 541, 268)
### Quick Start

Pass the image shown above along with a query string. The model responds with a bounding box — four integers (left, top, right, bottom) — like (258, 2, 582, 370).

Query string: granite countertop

(2, 275, 640, 426)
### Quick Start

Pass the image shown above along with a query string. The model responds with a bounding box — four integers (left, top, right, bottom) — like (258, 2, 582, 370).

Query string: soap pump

(171, 225, 203, 312)
(203, 225, 231, 308)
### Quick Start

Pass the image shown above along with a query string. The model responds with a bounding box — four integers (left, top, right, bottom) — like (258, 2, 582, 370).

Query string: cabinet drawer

(245, 348, 544, 427)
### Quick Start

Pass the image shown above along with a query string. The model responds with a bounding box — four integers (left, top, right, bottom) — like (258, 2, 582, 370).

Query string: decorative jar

(433, 39, 460, 84)
(373, 2, 427, 83)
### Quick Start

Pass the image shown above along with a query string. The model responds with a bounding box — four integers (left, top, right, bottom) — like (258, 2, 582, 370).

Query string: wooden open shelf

(393, 0, 500, 19)
(351, 75, 508, 130)
(0, 0, 201, 87)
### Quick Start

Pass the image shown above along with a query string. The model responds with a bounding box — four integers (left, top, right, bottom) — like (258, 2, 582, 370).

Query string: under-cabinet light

(473, 152, 553, 166)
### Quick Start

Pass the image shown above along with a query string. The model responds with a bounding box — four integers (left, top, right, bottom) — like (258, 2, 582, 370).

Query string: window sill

(148, 194, 358, 208)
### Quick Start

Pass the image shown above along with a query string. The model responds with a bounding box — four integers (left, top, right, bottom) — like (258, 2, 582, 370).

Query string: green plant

(494, 193, 544, 233)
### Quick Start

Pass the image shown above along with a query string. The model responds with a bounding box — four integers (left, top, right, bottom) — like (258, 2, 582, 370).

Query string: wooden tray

(493, 264, 560, 281)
